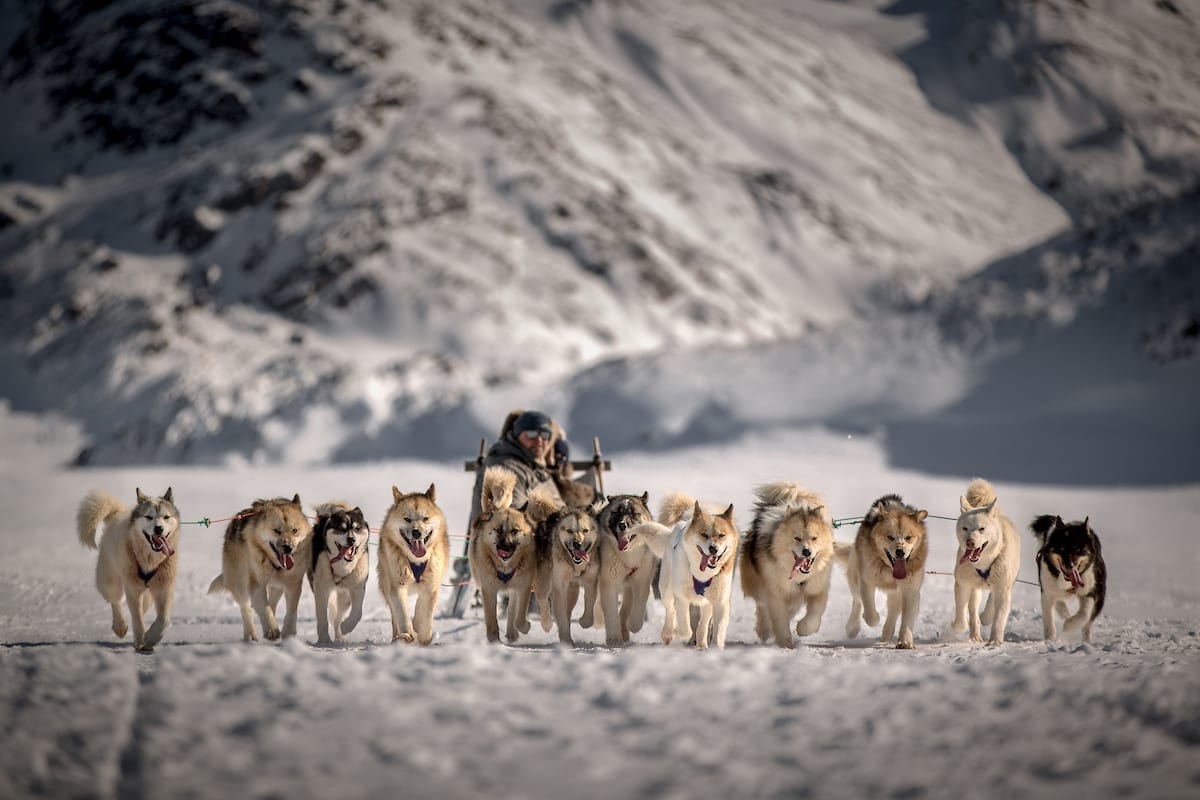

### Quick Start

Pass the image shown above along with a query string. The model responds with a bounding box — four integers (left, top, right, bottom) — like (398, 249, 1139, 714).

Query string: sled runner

(445, 437, 611, 618)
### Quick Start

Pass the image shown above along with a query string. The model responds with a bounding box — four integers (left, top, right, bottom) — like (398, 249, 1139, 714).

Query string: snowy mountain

(1, 0, 1197, 481)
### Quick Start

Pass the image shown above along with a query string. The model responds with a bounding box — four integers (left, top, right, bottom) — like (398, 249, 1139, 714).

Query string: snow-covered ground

(2, 406, 1199, 800)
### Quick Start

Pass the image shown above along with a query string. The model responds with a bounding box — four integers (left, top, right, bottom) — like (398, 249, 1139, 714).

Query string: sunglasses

(520, 429, 552, 441)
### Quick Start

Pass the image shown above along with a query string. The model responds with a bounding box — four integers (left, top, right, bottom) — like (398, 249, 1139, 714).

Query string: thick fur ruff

(951, 479, 1021, 646)
(208, 495, 312, 642)
(76, 487, 180, 651)
(308, 501, 370, 644)
(470, 467, 538, 643)
(1030, 514, 1107, 643)
(377, 484, 450, 645)
(644, 494, 738, 650)
(843, 494, 929, 649)
(531, 498, 605, 645)
(740, 482, 836, 648)
(595, 492, 656, 646)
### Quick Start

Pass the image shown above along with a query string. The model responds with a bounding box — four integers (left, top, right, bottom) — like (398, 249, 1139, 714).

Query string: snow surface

(2, 406, 1199, 800)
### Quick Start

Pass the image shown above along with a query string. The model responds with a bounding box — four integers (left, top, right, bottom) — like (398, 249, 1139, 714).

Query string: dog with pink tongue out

(950, 479, 1021, 646)
(842, 494, 929, 649)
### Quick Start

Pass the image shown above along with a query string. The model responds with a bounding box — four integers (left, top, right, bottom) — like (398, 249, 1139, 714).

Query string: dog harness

(976, 565, 991, 582)
(411, 560, 428, 583)
(693, 576, 713, 596)
(497, 568, 515, 583)
(137, 563, 159, 585)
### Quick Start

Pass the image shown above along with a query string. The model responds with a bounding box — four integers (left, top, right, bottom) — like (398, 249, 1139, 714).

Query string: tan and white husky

(528, 496, 604, 645)
(377, 484, 450, 645)
(76, 487, 181, 651)
(208, 495, 312, 641)
(842, 494, 928, 649)
(469, 467, 538, 643)
(740, 482, 842, 648)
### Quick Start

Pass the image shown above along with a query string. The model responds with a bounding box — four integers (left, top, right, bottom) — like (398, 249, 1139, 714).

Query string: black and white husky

(1030, 515, 1107, 643)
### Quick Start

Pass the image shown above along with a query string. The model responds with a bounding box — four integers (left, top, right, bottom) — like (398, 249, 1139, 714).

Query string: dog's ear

(163, 487, 174, 503)
(984, 498, 998, 518)
(693, 500, 704, 519)
(292, 493, 302, 507)
(641, 491, 650, 505)
(136, 488, 148, 504)
(959, 495, 971, 513)
(1054, 515, 1065, 531)
(915, 509, 929, 522)
(720, 503, 735, 522)
(393, 485, 403, 503)
(425, 483, 437, 502)
(352, 507, 363, 521)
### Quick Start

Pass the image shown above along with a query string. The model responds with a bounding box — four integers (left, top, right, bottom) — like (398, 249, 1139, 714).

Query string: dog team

(74, 472, 1107, 652)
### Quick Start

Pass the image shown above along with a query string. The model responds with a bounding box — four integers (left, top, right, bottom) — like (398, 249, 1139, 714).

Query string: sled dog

(529, 497, 604, 645)
(637, 493, 738, 649)
(1030, 514, 1107, 643)
(378, 484, 450, 645)
(740, 482, 842, 648)
(596, 492, 656, 646)
(842, 494, 929, 649)
(951, 479, 1021, 646)
(208, 495, 312, 641)
(76, 487, 181, 651)
(469, 467, 538, 643)
(308, 502, 370, 644)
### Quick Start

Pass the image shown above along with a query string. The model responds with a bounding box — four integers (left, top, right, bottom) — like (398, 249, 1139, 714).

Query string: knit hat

(512, 410, 553, 437)
(553, 437, 570, 466)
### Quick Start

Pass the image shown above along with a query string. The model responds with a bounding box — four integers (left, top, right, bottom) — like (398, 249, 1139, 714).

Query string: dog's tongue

(790, 555, 813, 579)
(152, 535, 174, 557)
(332, 544, 355, 563)
(409, 538, 427, 558)
(958, 547, 982, 565)
(497, 547, 513, 561)
(573, 549, 589, 563)
(616, 533, 630, 551)
(1068, 568, 1084, 589)
(892, 554, 908, 580)
(281, 553, 295, 571)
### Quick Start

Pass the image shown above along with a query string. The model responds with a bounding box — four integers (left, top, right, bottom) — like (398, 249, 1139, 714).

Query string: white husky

(76, 488, 181, 651)
(951, 479, 1021, 646)
(637, 493, 738, 650)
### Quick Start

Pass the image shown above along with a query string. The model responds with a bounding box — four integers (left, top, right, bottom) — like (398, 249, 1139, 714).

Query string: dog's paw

(392, 632, 415, 643)
(796, 617, 820, 637)
(951, 617, 967, 635)
(1063, 613, 1086, 632)
(845, 620, 861, 639)
(113, 621, 128, 639)
(540, 616, 553, 633)
(505, 630, 521, 644)
(969, 631, 984, 643)
(579, 612, 594, 629)
(896, 639, 914, 650)
(418, 633, 434, 646)
(986, 638, 1003, 648)
(517, 618, 531, 635)
(265, 627, 282, 641)
(863, 609, 880, 627)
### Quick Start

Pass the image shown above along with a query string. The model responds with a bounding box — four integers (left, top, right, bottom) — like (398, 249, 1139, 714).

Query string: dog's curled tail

(754, 481, 820, 509)
(314, 500, 353, 519)
(832, 541, 853, 567)
(207, 574, 227, 595)
(1029, 514, 1061, 544)
(630, 521, 674, 559)
(961, 478, 998, 512)
(524, 487, 561, 527)
(658, 491, 698, 527)
(481, 466, 517, 513)
(76, 490, 127, 550)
